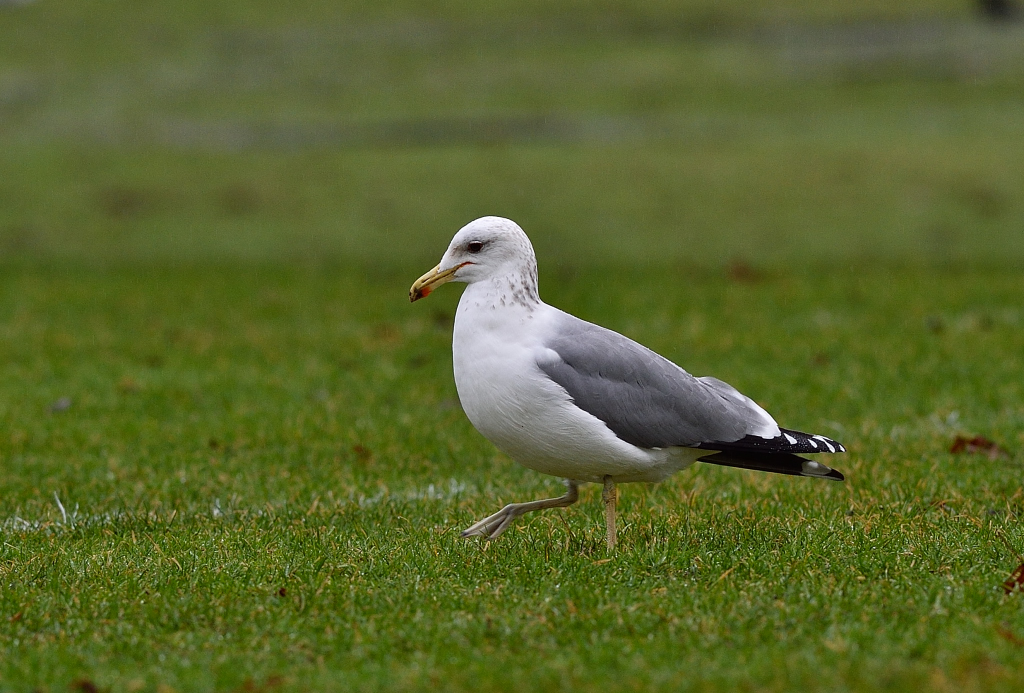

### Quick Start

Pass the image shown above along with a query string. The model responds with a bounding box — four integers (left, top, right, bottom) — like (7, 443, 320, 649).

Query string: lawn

(1, 0, 1023, 691)
(1, 267, 1022, 691)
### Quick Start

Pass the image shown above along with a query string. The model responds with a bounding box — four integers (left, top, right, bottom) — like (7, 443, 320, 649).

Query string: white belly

(452, 293, 699, 484)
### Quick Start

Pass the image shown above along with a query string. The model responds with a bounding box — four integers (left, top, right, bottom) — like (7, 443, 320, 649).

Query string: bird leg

(461, 480, 579, 540)
(603, 475, 617, 551)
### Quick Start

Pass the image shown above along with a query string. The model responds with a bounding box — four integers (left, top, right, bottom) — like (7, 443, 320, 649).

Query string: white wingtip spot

(784, 433, 797, 445)
(813, 434, 836, 453)
(807, 438, 819, 449)
(801, 460, 832, 477)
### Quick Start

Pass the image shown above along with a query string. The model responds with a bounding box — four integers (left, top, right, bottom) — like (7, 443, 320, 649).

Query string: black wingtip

(819, 468, 845, 482)
(800, 457, 845, 481)
(697, 451, 845, 482)
(697, 428, 847, 456)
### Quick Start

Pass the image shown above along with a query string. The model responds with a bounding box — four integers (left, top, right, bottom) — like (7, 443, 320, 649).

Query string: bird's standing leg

(602, 475, 617, 551)
(461, 480, 579, 540)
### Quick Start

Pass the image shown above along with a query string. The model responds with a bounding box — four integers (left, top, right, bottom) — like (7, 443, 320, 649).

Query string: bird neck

(463, 269, 541, 312)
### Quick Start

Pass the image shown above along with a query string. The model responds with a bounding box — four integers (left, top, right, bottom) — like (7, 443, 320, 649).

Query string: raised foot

(460, 480, 580, 541)
(460, 503, 524, 540)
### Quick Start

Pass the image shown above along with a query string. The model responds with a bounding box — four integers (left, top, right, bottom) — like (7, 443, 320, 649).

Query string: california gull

(410, 216, 845, 550)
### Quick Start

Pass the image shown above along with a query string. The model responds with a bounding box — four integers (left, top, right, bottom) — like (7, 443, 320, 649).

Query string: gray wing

(536, 312, 777, 449)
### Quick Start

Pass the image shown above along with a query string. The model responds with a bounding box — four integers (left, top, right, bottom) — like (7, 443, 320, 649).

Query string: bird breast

(451, 290, 678, 482)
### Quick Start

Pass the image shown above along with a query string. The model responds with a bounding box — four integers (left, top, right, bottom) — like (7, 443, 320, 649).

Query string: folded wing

(536, 312, 845, 481)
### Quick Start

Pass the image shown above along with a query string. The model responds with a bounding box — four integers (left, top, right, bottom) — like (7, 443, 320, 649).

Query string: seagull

(410, 216, 845, 550)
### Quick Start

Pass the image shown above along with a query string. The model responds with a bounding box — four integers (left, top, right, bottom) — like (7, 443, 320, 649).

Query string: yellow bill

(409, 263, 464, 302)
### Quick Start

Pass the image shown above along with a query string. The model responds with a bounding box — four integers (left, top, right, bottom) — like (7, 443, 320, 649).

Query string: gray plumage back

(536, 312, 775, 449)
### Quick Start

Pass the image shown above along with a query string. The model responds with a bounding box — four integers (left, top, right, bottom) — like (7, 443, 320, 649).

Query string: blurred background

(1, 0, 1022, 272)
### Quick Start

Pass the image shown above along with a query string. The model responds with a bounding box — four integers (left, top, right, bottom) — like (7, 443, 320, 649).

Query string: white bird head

(410, 216, 538, 302)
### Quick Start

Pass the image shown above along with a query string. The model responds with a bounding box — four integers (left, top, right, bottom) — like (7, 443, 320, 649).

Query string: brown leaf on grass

(1002, 563, 1024, 594)
(998, 624, 1024, 646)
(811, 352, 831, 367)
(951, 435, 1010, 459)
(236, 675, 284, 692)
(70, 680, 100, 693)
(725, 258, 764, 283)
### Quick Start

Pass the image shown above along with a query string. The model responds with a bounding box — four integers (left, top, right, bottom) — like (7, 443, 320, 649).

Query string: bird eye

(467, 241, 484, 253)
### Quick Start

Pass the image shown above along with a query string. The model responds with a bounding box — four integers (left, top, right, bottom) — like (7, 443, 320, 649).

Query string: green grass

(0, 267, 1022, 691)
(5, 124, 1024, 268)
(2, 1, 1024, 268)
(2, 0, 1024, 690)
